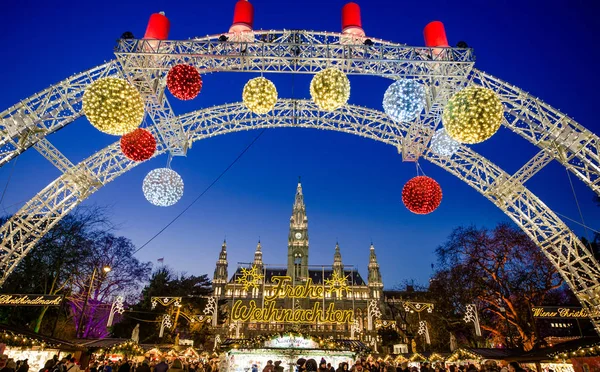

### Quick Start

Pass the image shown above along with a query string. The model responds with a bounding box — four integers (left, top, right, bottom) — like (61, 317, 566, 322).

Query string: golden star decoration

(324, 271, 352, 296)
(236, 266, 264, 291)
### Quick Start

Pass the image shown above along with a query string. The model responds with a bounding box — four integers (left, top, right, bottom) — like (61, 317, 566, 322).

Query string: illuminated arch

(0, 30, 599, 334)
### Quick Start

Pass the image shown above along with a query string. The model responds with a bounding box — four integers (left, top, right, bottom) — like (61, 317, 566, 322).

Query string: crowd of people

(291, 358, 532, 372)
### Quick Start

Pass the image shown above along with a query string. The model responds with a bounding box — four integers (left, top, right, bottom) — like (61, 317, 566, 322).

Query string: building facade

(212, 181, 386, 342)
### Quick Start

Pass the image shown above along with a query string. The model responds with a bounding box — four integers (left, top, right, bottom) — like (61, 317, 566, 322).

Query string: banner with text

(531, 306, 597, 319)
(0, 294, 63, 306)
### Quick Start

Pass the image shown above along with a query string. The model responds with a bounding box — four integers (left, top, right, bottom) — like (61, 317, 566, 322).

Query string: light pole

(77, 265, 111, 338)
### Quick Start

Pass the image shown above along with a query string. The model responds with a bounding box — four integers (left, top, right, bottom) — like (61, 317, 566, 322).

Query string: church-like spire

(213, 240, 229, 296)
(368, 243, 384, 297)
(253, 240, 263, 271)
(287, 180, 309, 281)
(293, 179, 305, 213)
(333, 242, 344, 275)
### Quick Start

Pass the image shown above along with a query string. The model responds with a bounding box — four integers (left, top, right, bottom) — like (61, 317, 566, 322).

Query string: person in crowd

(64, 359, 79, 372)
(251, 365, 259, 372)
(305, 360, 318, 372)
(116, 361, 129, 372)
(155, 359, 168, 372)
(327, 364, 335, 372)
(136, 361, 150, 372)
(273, 361, 284, 372)
(351, 362, 362, 372)
(263, 361, 274, 372)
(318, 360, 328, 372)
(2, 359, 16, 372)
(296, 359, 306, 372)
(507, 362, 524, 372)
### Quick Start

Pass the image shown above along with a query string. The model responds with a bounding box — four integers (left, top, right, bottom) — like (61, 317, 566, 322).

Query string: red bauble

(166, 64, 202, 100)
(120, 128, 156, 162)
(402, 176, 442, 215)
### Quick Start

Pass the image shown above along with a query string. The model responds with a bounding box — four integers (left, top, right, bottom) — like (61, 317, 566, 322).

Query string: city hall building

(212, 181, 388, 342)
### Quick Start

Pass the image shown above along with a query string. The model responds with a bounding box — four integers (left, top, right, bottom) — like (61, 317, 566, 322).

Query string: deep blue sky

(1, 0, 599, 288)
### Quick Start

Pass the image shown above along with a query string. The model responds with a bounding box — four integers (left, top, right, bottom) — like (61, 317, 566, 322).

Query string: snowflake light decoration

(324, 271, 352, 296)
(143, 168, 184, 207)
(382, 79, 426, 122)
(368, 299, 382, 320)
(236, 266, 264, 291)
(430, 128, 460, 157)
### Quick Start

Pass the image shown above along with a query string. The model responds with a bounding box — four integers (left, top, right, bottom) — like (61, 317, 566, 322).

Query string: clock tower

(287, 180, 309, 282)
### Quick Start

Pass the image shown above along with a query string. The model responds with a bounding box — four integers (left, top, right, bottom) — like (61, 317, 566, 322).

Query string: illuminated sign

(531, 306, 598, 319)
(231, 275, 354, 324)
(264, 336, 319, 349)
(0, 294, 62, 306)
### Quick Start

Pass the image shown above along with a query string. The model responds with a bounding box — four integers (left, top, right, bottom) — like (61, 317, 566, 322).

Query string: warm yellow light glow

(83, 77, 145, 135)
(103, 266, 112, 273)
(442, 86, 503, 144)
(242, 77, 278, 114)
(310, 67, 350, 111)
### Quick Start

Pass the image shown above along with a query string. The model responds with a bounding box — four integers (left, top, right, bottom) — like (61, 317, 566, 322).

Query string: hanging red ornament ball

(166, 64, 202, 100)
(402, 176, 442, 215)
(120, 128, 156, 162)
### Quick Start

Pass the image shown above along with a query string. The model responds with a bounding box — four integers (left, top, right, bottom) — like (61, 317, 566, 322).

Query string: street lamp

(77, 265, 111, 338)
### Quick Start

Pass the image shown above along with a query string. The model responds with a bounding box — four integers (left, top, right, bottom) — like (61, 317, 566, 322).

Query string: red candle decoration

(120, 128, 156, 162)
(402, 176, 442, 214)
(166, 64, 203, 100)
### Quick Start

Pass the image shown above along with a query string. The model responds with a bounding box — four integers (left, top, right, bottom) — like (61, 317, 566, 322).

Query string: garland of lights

(442, 86, 504, 144)
(120, 128, 157, 162)
(430, 128, 460, 157)
(109, 340, 145, 356)
(382, 79, 426, 122)
(0, 331, 53, 349)
(446, 348, 482, 363)
(83, 77, 145, 135)
(402, 176, 442, 214)
(310, 68, 350, 111)
(166, 64, 203, 100)
(551, 342, 600, 360)
(225, 331, 367, 353)
(142, 168, 184, 207)
(242, 77, 278, 114)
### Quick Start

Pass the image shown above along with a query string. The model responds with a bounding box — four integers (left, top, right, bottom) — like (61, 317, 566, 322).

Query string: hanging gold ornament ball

(242, 77, 278, 114)
(83, 77, 145, 135)
(310, 67, 350, 111)
(442, 86, 504, 144)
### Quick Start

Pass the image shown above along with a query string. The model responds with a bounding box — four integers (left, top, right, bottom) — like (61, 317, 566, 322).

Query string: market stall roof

(446, 348, 520, 363)
(0, 323, 84, 351)
(77, 338, 131, 349)
(516, 336, 600, 362)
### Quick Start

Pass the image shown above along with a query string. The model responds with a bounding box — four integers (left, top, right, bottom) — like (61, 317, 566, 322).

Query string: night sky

(1, 0, 599, 288)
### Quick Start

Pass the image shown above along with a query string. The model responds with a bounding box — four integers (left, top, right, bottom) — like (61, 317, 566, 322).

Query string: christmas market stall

(0, 324, 84, 372)
(445, 348, 517, 370)
(512, 337, 600, 372)
(81, 338, 145, 363)
(220, 333, 368, 372)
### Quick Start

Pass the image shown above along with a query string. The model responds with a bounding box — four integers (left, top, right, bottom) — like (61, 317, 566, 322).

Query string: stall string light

(0, 331, 54, 349)
(225, 331, 366, 353)
(109, 340, 145, 356)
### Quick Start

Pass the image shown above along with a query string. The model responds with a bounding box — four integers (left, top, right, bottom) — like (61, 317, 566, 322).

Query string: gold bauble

(442, 86, 504, 144)
(310, 67, 350, 111)
(83, 77, 145, 135)
(242, 77, 278, 114)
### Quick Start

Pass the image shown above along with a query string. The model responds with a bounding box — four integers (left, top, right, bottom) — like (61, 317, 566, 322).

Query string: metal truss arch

(2, 30, 597, 196)
(1, 99, 599, 334)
